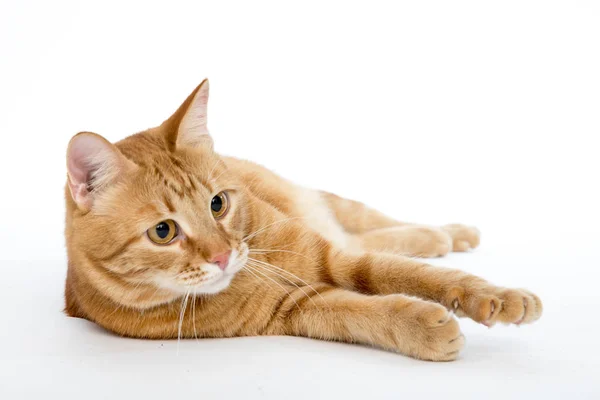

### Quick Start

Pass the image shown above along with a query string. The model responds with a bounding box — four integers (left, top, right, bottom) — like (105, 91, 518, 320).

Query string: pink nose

(210, 252, 230, 271)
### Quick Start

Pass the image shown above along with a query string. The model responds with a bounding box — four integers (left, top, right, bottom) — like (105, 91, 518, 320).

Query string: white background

(1, 1, 599, 398)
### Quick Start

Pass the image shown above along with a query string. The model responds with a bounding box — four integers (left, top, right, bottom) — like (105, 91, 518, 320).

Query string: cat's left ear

(163, 79, 212, 151)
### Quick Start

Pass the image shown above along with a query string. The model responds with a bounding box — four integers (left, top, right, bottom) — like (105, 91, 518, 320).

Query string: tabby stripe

(152, 165, 165, 180)
(163, 195, 175, 213)
(233, 284, 264, 335)
(118, 267, 150, 278)
(188, 175, 197, 192)
(171, 157, 184, 169)
(262, 289, 299, 334)
(165, 180, 185, 198)
(84, 235, 139, 262)
(350, 257, 374, 294)
(292, 284, 336, 310)
(316, 244, 335, 285)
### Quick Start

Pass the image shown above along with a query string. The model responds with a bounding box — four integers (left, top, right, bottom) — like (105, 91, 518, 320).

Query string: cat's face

(66, 80, 249, 300)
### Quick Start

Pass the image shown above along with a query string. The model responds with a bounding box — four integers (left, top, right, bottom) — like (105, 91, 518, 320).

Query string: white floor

(1, 237, 598, 399)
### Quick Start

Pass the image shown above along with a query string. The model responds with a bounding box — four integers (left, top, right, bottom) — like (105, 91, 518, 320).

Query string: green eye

(211, 192, 229, 219)
(148, 220, 177, 244)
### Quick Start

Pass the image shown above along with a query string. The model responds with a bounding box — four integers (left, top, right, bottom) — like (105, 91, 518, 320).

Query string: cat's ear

(163, 79, 212, 151)
(66, 132, 135, 210)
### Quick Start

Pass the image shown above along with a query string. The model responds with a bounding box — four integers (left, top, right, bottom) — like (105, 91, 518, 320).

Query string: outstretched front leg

(322, 192, 480, 257)
(261, 283, 465, 361)
(327, 251, 542, 327)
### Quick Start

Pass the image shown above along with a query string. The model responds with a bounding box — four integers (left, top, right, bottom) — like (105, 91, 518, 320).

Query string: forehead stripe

(163, 196, 175, 213)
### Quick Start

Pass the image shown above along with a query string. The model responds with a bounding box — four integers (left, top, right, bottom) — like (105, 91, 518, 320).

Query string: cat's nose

(210, 251, 231, 270)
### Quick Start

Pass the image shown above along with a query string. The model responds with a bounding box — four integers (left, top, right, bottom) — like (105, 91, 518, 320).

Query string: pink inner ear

(67, 179, 91, 209)
(66, 134, 110, 208)
(68, 135, 102, 186)
(177, 83, 211, 144)
(67, 151, 90, 186)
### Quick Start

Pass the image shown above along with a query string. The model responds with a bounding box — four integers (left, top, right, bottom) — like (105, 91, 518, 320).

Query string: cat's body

(64, 80, 541, 361)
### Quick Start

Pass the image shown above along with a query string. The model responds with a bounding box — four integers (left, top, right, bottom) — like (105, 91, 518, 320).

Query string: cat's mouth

(222, 244, 249, 275)
(161, 244, 249, 295)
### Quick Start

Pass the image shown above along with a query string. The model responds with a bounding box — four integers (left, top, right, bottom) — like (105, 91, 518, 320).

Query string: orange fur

(64, 80, 542, 361)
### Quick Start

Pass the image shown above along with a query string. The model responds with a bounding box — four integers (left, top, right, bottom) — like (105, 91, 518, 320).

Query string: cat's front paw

(442, 224, 480, 252)
(389, 298, 465, 361)
(445, 286, 543, 326)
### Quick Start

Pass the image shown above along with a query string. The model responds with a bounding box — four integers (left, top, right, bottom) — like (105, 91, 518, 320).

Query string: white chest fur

(293, 187, 351, 250)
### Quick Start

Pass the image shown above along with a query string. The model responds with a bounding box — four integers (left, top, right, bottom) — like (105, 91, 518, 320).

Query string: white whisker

(246, 259, 321, 309)
(242, 265, 281, 297)
(247, 257, 328, 307)
(243, 217, 305, 242)
(177, 289, 191, 355)
(206, 158, 225, 182)
(248, 248, 315, 262)
(192, 288, 199, 342)
(244, 264, 302, 313)
(211, 167, 229, 183)
(242, 266, 265, 284)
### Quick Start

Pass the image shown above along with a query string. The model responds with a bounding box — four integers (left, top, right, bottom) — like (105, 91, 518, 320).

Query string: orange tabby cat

(64, 79, 542, 361)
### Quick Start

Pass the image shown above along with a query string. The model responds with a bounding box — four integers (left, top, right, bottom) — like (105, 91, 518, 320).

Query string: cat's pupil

(211, 195, 223, 212)
(155, 222, 170, 239)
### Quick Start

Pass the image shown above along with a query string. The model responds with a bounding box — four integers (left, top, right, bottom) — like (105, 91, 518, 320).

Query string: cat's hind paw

(442, 224, 481, 252)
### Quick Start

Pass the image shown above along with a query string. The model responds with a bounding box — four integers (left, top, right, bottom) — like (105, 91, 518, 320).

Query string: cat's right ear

(66, 132, 135, 211)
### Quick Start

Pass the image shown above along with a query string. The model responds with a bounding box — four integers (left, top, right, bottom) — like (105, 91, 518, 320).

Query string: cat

(64, 79, 542, 361)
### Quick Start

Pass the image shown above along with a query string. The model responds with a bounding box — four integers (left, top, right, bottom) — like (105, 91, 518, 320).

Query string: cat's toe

(410, 303, 465, 361)
(445, 286, 542, 326)
(442, 224, 480, 252)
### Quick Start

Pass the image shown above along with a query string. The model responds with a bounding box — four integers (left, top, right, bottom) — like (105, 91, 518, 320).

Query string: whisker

(244, 263, 284, 292)
(206, 158, 225, 182)
(244, 264, 302, 313)
(248, 248, 315, 262)
(192, 288, 199, 342)
(247, 257, 327, 302)
(243, 217, 306, 242)
(162, 152, 181, 177)
(246, 260, 321, 309)
(211, 167, 229, 183)
(242, 265, 281, 297)
(177, 289, 191, 355)
(242, 266, 265, 284)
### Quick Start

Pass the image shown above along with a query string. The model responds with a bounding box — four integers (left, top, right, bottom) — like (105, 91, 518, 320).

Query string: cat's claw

(447, 287, 542, 326)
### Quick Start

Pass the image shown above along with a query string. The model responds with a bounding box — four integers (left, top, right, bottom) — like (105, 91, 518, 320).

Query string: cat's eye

(211, 192, 229, 219)
(147, 219, 178, 245)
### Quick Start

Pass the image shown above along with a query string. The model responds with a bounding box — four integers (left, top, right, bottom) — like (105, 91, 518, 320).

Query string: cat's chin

(192, 274, 236, 295)
(153, 269, 235, 296)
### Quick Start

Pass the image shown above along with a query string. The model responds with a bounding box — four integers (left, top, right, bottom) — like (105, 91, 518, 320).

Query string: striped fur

(64, 81, 542, 361)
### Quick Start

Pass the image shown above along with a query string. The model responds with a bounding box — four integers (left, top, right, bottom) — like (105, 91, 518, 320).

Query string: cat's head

(65, 80, 250, 307)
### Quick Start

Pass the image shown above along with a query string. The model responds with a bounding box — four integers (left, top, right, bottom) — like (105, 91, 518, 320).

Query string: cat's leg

(321, 191, 480, 257)
(262, 283, 464, 361)
(357, 226, 449, 257)
(327, 251, 542, 327)
(321, 191, 407, 233)
(357, 224, 480, 257)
